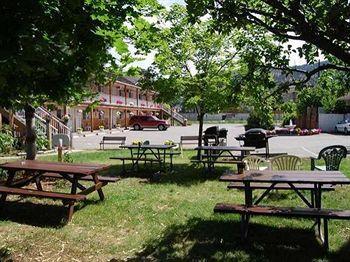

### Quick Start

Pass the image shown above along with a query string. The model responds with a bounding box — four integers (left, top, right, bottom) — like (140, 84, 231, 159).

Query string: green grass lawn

(0, 150, 350, 261)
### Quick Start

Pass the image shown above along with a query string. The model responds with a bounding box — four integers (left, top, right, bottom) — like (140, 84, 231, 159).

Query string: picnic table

(216, 170, 350, 250)
(0, 160, 115, 222)
(193, 146, 255, 173)
(113, 144, 177, 173)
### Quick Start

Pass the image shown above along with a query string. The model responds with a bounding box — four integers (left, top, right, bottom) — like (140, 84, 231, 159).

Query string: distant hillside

(273, 61, 328, 86)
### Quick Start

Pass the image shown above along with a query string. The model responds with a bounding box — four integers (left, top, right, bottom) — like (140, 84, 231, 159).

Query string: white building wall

(318, 113, 345, 132)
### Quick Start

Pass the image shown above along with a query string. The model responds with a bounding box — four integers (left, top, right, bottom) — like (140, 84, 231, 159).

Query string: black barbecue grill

(235, 128, 275, 158)
(203, 126, 228, 146)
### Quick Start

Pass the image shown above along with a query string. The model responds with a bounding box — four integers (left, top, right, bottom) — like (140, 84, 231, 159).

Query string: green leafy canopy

(0, 0, 160, 109)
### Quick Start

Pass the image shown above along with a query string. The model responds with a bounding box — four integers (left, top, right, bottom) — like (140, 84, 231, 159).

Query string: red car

(129, 115, 170, 131)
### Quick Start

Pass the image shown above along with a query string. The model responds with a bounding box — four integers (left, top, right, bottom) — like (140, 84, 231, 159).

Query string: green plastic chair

(270, 155, 301, 170)
(243, 155, 267, 171)
(311, 145, 347, 171)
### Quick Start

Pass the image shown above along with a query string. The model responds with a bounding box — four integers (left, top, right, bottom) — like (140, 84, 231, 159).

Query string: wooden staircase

(0, 107, 71, 137)
(0, 107, 26, 136)
(161, 107, 187, 126)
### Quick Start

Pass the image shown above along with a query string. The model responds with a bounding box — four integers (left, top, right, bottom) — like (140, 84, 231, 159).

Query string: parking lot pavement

(72, 124, 349, 157)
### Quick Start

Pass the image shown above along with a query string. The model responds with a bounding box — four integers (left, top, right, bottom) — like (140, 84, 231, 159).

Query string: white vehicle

(335, 120, 350, 134)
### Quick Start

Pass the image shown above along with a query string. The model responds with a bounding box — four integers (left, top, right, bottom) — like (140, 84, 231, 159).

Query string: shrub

(36, 134, 49, 150)
(280, 101, 297, 126)
(63, 152, 73, 163)
(0, 133, 14, 154)
(246, 111, 274, 130)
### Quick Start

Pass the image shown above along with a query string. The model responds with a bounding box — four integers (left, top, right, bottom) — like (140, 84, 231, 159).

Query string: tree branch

(214, 50, 239, 75)
(266, 63, 350, 98)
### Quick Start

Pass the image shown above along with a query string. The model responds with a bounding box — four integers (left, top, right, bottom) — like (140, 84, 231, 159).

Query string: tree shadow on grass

(330, 240, 350, 262)
(123, 218, 347, 262)
(0, 201, 67, 227)
(105, 163, 230, 187)
(0, 199, 98, 228)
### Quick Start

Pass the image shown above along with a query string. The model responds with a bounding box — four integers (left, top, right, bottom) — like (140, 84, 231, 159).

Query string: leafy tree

(186, 0, 350, 88)
(316, 71, 350, 113)
(0, 0, 159, 159)
(280, 101, 297, 126)
(137, 5, 242, 148)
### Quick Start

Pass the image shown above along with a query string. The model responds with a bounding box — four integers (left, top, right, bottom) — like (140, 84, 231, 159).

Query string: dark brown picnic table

(0, 160, 115, 222)
(217, 170, 350, 250)
(194, 146, 255, 173)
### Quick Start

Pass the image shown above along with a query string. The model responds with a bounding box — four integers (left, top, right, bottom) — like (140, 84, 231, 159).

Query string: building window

(129, 91, 133, 98)
(97, 86, 102, 92)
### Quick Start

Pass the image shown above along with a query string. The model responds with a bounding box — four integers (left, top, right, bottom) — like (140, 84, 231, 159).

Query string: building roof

(116, 76, 140, 86)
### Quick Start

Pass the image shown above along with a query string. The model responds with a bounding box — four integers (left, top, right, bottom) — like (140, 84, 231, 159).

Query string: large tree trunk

(197, 112, 205, 159)
(25, 104, 37, 160)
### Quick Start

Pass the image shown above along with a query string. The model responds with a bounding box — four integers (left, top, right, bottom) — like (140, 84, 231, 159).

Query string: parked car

(129, 115, 170, 131)
(335, 120, 350, 134)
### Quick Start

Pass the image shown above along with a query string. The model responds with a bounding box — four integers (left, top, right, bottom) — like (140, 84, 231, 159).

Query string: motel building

(54, 77, 167, 132)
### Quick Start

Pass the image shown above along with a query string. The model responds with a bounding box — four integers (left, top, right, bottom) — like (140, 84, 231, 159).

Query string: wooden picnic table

(194, 146, 255, 173)
(118, 144, 176, 172)
(217, 170, 350, 250)
(0, 160, 113, 222)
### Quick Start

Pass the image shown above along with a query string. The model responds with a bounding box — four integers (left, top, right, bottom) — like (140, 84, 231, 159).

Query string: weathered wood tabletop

(120, 144, 175, 150)
(0, 160, 109, 176)
(220, 170, 350, 184)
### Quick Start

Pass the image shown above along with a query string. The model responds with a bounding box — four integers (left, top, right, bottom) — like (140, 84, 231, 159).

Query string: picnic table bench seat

(110, 156, 163, 162)
(0, 185, 87, 201)
(214, 203, 350, 220)
(214, 203, 350, 250)
(110, 156, 163, 174)
(42, 173, 120, 183)
(100, 136, 126, 150)
(227, 182, 335, 191)
(144, 151, 181, 169)
(250, 152, 288, 158)
(191, 159, 243, 164)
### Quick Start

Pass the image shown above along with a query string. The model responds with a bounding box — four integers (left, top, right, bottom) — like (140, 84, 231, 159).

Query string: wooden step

(0, 186, 86, 201)
(214, 203, 350, 220)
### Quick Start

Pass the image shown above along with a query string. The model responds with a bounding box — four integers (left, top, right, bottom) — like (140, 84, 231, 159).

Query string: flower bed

(275, 127, 322, 136)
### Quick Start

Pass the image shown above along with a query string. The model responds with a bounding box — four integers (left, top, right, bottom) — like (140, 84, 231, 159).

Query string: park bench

(179, 136, 200, 156)
(100, 136, 126, 150)
(214, 203, 350, 250)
